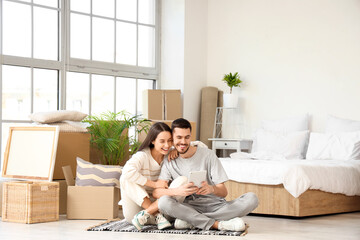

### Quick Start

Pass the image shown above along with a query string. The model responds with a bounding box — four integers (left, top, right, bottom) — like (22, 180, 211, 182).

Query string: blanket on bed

(219, 156, 360, 198)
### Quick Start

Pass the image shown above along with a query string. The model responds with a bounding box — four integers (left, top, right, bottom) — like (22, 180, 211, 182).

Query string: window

(70, 0, 156, 68)
(0, 0, 159, 164)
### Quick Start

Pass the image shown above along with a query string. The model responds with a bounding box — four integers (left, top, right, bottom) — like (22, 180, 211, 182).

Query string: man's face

(173, 127, 192, 154)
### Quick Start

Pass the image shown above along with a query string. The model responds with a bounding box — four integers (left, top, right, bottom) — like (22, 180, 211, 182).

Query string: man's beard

(176, 144, 189, 154)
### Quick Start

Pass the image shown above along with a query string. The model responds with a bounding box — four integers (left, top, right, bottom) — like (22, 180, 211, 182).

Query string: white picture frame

(1, 126, 60, 181)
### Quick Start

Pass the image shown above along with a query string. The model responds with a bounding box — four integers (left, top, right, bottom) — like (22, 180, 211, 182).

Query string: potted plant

(83, 111, 150, 165)
(222, 72, 242, 108)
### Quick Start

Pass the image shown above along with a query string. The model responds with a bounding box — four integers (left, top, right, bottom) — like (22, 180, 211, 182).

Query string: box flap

(62, 166, 75, 186)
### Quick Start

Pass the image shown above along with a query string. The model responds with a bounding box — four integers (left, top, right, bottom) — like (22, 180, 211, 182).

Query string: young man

(153, 118, 259, 231)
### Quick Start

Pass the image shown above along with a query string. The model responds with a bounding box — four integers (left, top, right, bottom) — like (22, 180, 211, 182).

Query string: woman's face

(152, 131, 173, 155)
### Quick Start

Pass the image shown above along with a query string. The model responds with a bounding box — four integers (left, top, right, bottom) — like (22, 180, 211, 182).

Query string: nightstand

(208, 138, 253, 157)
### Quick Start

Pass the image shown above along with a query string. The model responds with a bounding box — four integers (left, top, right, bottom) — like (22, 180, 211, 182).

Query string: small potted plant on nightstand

(222, 72, 242, 108)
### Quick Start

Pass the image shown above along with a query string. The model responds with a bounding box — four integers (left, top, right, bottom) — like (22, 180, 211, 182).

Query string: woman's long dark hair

(138, 122, 172, 152)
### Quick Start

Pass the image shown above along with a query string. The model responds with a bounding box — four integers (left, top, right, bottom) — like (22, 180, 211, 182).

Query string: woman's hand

(196, 181, 215, 195)
(145, 179, 168, 189)
(167, 149, 179, 162)
(154, 180, 168, 189)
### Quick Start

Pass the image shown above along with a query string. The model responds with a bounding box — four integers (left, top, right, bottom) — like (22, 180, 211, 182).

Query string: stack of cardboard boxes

(143, 89, 182, 120)
(142, 89, 197, 140)
(53, 131, 91, 215)
(55, 131, 120, 220)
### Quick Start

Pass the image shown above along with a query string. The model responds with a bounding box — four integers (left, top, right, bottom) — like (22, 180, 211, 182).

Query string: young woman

(120, 122, 173, 230)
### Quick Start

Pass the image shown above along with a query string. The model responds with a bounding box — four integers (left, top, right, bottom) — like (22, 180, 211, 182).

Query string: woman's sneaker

(155, 213, 172, 230)
(132, 210, 150, 230)
(218, 217, 246, 231)
(174, 219, 195, 229)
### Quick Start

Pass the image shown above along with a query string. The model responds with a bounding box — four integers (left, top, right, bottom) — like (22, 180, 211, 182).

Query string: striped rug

(87, 219, 248, 236)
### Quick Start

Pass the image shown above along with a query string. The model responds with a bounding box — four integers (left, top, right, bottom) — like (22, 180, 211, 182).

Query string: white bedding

(219, 157, 360, 198)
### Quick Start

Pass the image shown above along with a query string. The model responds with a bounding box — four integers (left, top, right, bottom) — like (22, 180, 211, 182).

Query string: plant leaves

(83, 110, 150, 165)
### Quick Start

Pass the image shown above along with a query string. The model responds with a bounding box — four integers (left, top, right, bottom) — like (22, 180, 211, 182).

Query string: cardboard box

(54, 180, 67, 215)
(143, 89, 164, 120)
(142, 89, 182, 120)
(63, 166, 120, 220)
(139, 120, 197, 142)
(0, 181, 3, 217)
(53, 132, 90, 180)
(2, 181, 59, 224)
(164, 90, 182, 120)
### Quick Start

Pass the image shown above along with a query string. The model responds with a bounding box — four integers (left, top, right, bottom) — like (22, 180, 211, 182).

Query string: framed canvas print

(2, 126, 60, 181)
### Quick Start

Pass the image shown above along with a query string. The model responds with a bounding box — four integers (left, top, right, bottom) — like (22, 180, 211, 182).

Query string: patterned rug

(87, 219, 249, 236)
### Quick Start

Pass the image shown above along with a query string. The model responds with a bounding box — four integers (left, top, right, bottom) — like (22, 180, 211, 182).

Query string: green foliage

(222, 72, 242, 94)
(83, 111, 150, 165)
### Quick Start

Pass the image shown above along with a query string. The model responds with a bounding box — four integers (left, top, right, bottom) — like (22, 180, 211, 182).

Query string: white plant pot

(223, 93, 238, 108)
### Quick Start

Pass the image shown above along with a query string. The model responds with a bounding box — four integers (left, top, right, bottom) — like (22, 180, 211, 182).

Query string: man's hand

(154, 180, 168, 189)
(196, 181, 215, 195)
(167, 149, 179, 162)
(174, 182, 198, 196)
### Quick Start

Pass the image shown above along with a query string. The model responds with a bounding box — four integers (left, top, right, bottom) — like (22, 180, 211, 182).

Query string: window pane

(93, 0, 114, 18)
(34, 0, 58, 8)
(70, 13, 90, 59)
(91, 75, 114, 115)
(138, 0, 155, 25)
(66, 72, 89, 114)
(137, 79, 154, 116)
(33, 69, 58, 113)
(138, 26, 155, 67)
(3, 2, 31, 58)
(116, 77, 136, 115)
(116, 0, 136, 22)
(70, 0, 90, 13)
(92, 17, 114, 62)
(116, 22, 136, 65)
(34, 7, 59, 60)
(2, 66, 31, 120)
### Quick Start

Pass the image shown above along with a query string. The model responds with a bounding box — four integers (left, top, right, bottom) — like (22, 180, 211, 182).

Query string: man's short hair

(171, 118, 192, 133)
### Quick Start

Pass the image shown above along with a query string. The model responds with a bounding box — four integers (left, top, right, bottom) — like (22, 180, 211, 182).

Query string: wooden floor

(0, 211, 359, 240)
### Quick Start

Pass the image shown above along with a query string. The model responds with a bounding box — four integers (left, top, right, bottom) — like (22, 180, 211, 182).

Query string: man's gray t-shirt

(158, 147, 229, 202)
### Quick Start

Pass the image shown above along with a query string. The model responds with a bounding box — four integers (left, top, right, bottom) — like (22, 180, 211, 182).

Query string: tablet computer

(188, 170, 207, 188)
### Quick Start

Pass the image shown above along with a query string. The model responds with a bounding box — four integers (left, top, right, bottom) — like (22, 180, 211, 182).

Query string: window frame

(0, 0, 160, 166)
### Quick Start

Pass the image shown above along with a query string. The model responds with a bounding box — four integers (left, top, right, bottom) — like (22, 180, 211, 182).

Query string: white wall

(160, 0, 185, 91)
(161, 0, 208, 138)
(207, 0, 360, 136)
(183, 0, 208, 130)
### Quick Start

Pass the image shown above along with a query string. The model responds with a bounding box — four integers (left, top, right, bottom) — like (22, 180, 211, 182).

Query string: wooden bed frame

(225, 180, 360, 217)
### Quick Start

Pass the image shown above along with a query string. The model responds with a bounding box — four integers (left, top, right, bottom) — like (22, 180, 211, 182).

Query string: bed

(220, 157, 360, 217)
(217, 114, 360, 217)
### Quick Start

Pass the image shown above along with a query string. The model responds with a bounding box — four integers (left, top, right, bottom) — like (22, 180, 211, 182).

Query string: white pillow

(252, 114, 309, 153)
(326, 115, 360, 133)
(254, 129, 309, 159)
(262, 114, 309, 133)
(306, 131, 360, 160)
(29, 110, 88, 124)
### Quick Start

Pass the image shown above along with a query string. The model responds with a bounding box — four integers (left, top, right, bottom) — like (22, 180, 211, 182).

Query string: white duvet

(219, 155, 360, 198)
